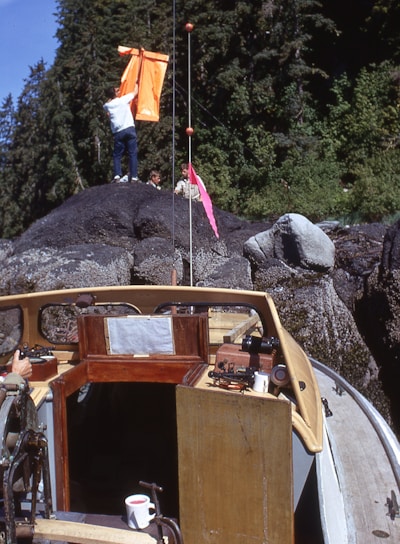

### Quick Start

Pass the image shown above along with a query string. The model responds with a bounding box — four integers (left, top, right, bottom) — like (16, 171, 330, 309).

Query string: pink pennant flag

(188, 163, 219, 239)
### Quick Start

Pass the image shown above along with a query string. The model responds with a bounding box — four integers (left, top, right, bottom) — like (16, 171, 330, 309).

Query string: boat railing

(311, 357, 400, 493)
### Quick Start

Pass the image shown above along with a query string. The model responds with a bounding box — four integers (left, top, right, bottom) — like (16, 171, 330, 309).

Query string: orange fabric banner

(118, 46, 169, 122)
(118, 46, 140, 96)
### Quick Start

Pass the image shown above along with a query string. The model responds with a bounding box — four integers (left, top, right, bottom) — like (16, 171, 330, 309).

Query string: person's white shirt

(103, 92, 135, 134)
(175, 178, 200, 201)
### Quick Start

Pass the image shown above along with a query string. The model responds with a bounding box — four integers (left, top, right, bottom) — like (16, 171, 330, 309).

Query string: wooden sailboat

(0, 285, 398, 542)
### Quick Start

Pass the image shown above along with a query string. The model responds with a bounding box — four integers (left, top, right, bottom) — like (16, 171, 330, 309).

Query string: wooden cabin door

(176, 386, 294, 544)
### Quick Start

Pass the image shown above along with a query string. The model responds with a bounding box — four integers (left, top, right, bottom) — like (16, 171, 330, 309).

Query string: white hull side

(316, 421, 352, 542)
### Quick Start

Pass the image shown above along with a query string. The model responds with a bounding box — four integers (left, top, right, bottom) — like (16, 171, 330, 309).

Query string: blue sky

(0, 0, 58, 104)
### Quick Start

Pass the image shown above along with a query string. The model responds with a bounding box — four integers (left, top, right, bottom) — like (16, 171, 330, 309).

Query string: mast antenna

(185, 22, 194, 286)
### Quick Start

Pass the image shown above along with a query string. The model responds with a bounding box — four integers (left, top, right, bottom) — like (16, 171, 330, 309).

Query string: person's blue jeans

(113, 126, 138, 179)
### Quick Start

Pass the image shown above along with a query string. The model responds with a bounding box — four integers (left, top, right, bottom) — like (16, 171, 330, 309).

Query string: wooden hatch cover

(176, 386, 294, 544)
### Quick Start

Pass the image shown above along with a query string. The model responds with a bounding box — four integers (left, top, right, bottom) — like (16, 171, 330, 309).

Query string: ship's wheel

(0, 374, 52, 544)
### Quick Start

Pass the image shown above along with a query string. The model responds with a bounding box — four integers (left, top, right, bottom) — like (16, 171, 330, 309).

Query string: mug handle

(148, 502, 156, 522)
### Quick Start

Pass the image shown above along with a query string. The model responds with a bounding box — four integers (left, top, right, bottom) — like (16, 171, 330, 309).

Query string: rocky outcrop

(355, 221, 400, 428)
(242, 216, 386, 417)
(6, 183, 267, 291)
(196, 256, 253, 290)
(0, 244, 133, 293)
(0, 184, 398, 428)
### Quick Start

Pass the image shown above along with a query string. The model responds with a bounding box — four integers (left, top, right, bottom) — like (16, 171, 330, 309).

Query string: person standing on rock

(103, 85, 139, 183)
(174, 163, 201, 201)
(147, 170, 162, 189)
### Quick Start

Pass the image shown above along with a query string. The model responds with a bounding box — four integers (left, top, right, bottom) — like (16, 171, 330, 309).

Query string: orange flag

(118, 46, 169, 122)
(118, 46, 140, 95)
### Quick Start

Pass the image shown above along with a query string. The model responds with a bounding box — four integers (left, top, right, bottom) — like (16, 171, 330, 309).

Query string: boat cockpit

(0, 286, 323, 544)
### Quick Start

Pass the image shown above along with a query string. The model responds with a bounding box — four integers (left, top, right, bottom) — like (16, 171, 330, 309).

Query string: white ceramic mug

(125, 494, 155, 529)
(252, 371, 270, 393)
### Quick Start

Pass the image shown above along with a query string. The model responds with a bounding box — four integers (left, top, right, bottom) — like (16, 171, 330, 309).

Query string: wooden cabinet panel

(176, 386, 293, 544)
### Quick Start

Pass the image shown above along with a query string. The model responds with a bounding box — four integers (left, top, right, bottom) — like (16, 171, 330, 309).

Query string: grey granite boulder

(196, 256, 253, 290)
(244, 213, 335, 272)
(0, 244, 133, 295)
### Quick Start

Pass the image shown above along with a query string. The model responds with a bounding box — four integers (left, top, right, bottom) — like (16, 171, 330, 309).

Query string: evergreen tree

(0, 94, 16, 236)
(49, 0, 176, 186)
(4, 61, 50, 235)
(0, 94, 15, 169)
(177, 0, 336, 211)
(367, 0, 400, 63)
(52, 0, 123, 186)
(1, 0, 399, 235)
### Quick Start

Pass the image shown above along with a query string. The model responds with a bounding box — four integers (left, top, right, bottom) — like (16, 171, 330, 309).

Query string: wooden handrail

(222, 313, 260, 343)
(34, 518, 156, 544)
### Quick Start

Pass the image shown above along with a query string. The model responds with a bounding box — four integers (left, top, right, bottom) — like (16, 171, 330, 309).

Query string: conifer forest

(1, 0, 400, 238)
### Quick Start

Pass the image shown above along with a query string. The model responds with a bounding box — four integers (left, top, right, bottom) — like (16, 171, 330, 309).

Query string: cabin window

(39, 303, 140, 345)
(106, 316, 175, 355)
(154, 303, 264, 349)
(0, 306, 23, 356)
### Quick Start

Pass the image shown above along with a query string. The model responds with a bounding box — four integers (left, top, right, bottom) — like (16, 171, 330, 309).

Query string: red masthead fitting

(185, 22, 194, 33)
(186, 127, 194, 136)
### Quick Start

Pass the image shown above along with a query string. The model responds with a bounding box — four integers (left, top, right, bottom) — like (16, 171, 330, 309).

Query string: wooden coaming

(0, 286, 323, 451)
